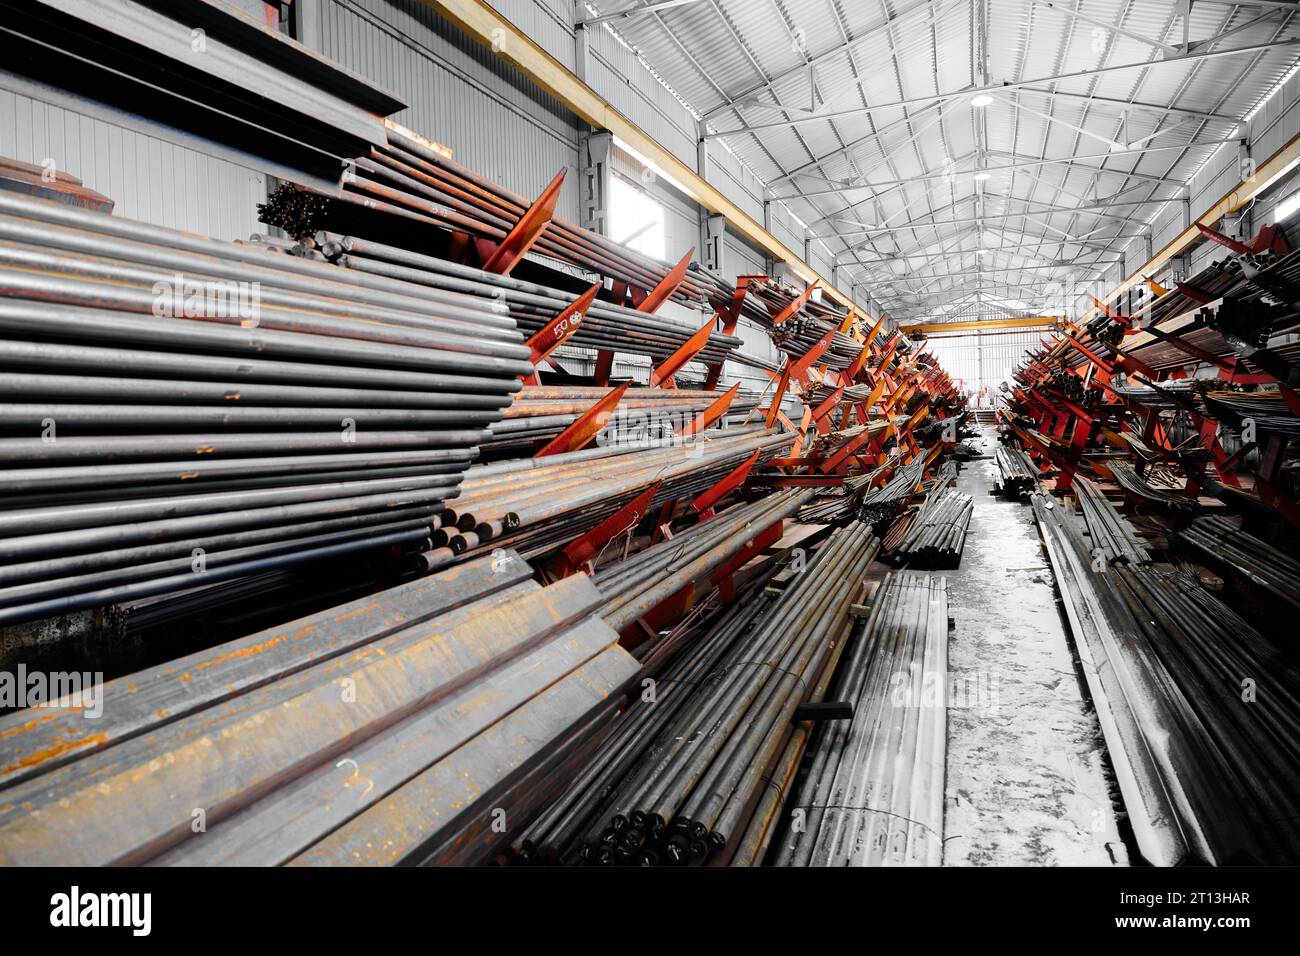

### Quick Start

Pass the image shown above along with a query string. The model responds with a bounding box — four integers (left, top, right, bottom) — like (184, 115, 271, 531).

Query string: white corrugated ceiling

(588, 0, 1300, 322)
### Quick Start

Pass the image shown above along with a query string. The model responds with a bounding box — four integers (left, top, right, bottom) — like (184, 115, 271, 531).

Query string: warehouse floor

(941, 428, 1126, 866)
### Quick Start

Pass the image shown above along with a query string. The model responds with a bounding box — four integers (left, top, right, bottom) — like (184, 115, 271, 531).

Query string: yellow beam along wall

(899, 316, 1063, 335)
(423, 0, 875, 325)
(1081, 128, 1300, 325)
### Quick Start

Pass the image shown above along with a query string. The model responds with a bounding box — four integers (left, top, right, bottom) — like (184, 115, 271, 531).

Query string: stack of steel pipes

(1177, 515, 1300, 614)
(594, 488, 814, 632)
(261, 125, 729, 308)
(0, 551, 640, 866)
(300, 232, 743, 366)
(409, 426, 796, 572)
(891, 490, 973, 569)
(770, 315, 859, 369)
(798, 488, 857, 524)
(1032, 494, 1300, 865)
(484, 385, 760, 451)
(0, 190, 535, 625)
(993, 446, 1039, 499)
(555, 522, 880, 865)
(1073, 475, 1151, 565)
(804, 380, 876, 408)
(849, 455, 928, 524)
(773, 572, 948, 866)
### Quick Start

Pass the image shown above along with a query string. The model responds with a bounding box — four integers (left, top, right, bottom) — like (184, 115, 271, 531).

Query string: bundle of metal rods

(1110, 379, 1199, 411)
(891, 489, 973, 569)
(1073, 475, 1151, 565)
(770, 315, 858, 368)
(275, 124, 728, 308)
(484, 385, 759, 451)
(747, 280, 862, 368)
(504, 579, 779, 865)
(307, 231, 743, 365)
(850, 455, 928, 524)
(804, 380, 875, 407)
(1033, 494, 1300, 865)
(0, 551, 641, 866)
(594, 489, 814, 632)
(1107, 461, 1200, 511)
(773, 572, 948, 866)
(408, 426, 796, 572)
(1177, 515, 1300, 614)
(0, 190, 535, 625)
(993, 446, 1039, 499)
(797, 488, 856, 524)
(1200, 388, 1300, 437)
(531, 522, 879, 865)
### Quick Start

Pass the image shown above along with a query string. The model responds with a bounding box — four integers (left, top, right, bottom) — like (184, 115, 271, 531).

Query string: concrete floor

(940, 427, 1126, 866)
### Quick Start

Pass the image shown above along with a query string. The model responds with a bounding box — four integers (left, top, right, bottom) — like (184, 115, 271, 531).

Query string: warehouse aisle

(940, 428, 1125, 866)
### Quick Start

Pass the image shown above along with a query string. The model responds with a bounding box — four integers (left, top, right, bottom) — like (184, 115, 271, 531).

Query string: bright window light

(1274, 190, 1300, 224)
(610, 176, 666, 261)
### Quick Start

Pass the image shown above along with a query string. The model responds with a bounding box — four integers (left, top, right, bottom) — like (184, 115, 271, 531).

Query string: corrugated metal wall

(0, 83, 266, 240)
(318, 0, 581, 219)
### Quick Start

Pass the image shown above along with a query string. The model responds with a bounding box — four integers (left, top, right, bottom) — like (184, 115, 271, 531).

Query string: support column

(702, 213, 726, 276)
(580, 130, 613, 237)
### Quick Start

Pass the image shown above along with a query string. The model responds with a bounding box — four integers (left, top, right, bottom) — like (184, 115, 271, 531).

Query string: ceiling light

(970, 94, 994, 107)
(973, 172, 991, 182)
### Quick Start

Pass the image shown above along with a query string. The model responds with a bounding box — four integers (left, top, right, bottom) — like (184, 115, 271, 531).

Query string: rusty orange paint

(1, 733, 109, 774)
(0, 710, 59, 741)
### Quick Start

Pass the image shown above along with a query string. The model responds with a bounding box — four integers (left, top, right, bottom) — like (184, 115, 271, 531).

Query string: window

(1274, 189, 1300, 224)
(610, 175, 665, 261)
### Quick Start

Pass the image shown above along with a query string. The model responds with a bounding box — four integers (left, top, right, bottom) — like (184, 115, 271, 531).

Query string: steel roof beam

(703, 39, 1300, 138)
(577, 0, 706, 27)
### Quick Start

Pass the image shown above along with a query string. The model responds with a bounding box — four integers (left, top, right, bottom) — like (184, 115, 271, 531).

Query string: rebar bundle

(539, 522, 880, 865)
(1073, 474, 1151, 565)
(1178, 515, 1300, 614)
(773, 572, 948, 866)
(0, 189, 534, 624)
(892, 490, 973, 569)
(0, 551, 640, 866)
(993, 446, 1039, 499)
(1033, 494, 1300, 865)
